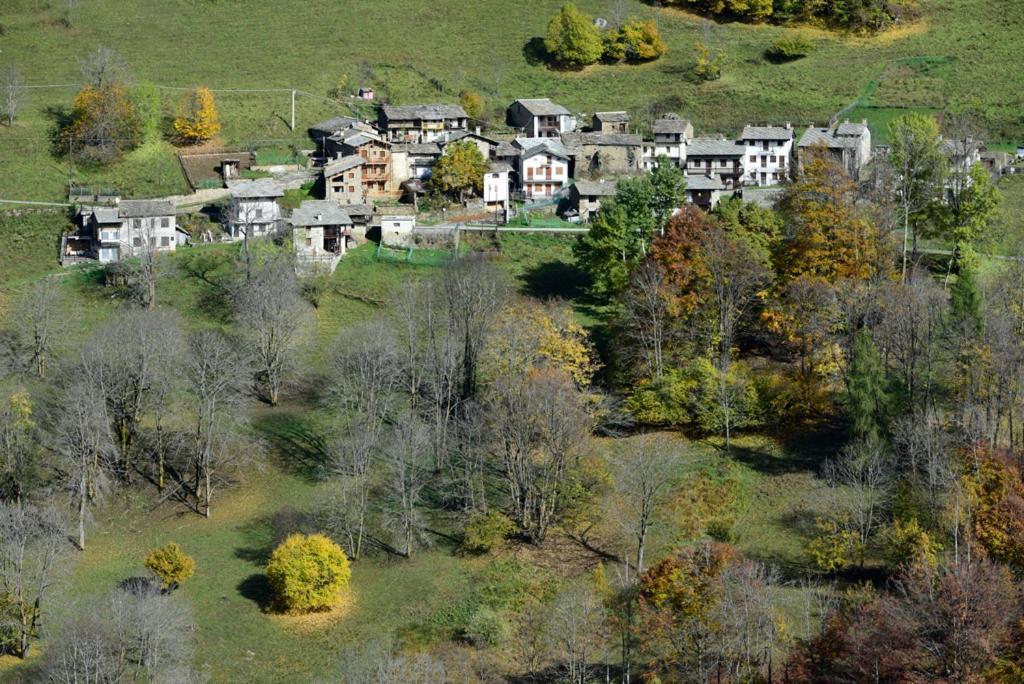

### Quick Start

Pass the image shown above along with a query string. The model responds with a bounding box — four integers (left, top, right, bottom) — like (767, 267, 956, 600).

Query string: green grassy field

(1, 0, 1022, 202)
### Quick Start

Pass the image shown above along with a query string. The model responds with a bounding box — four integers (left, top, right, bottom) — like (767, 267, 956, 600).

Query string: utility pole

(290, 88, 296, 131)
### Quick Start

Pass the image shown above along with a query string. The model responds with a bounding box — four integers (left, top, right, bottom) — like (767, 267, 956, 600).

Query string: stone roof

(392, 143, 442, 155)
(741, 125, 794, 141)
(798, 125, 865, 150)
(444, 130, 499, 146)
(836, 121, 869, 137)
(516, 137, 570, 159)
(80, 205, 120, 223)
(686, 138, 744, 157)
(495, 141, 521, 158)
(513, 98, 571, 116)
(343, 203, 375, 219)
(290, 200, 352, 227)
(309, 116, 360, 136)
(652, 114, 692, 134)
(118, 199, 176, 218)
(684, 173, 725, 191)
(381, 104, 468, 121)
(322, 155, 366, 177)
(594, 111, 629, 123)
(563, 132, 642, 147)
(490, 162, 513, 174)
(573, 179, 618, 197)
(229, 179, 286, 199)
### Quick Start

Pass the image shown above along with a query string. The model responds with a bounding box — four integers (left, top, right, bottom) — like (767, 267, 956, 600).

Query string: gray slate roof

(392, 143, 442, 155)
(836, 121, 869, 137)
(652, 114, 692, 134)
(573, 180, 618, 197)
(594, 111, 629, 123)
(118, 199, 176, 218)
(798, 126, 864, 150)
(489, 162, 513, 174)
(515, 137, 570, 159)
(514, 98, 571, 116)
(322, 155, 366, 177)
(229, 179, 286, 199)
(382, 104, 468, 121)
(563, 132, 642, 147)
(290, 201, 352, 227)
(309, 116, 360, 135)
(741, 125, 794, 141)
(684, 174, 725, 191)
(81, 205, 121, 224)
(686, 138, 744, 157)
(444, 130, 499, 145)
(495, 141, 521, 158)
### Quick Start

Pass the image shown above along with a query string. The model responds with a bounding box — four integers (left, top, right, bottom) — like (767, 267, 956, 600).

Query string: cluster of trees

(428, 139, 489, 203)
(665, 0, 916, 32)
(544, 4, 667, 68)
(53, 47, 220, 162)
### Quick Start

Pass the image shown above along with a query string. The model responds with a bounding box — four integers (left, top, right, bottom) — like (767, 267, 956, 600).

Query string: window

(749, 155, 756, 162)
(348, 186, 355, 193)
(149, 237, 156, 247)
(133, 237, 142, 247)
(133, 219, 141, 229)
(254, 208, 263, 219)
(100, 230, 118, 241)
(160, 236, 170, 247)
(705, 160, 711, 169)
(527, 168, 534, 179)
(554, 167, 562, 176)
(160, 218, 169, 228)
(305, 238, 312, 248)
(760, 157, 767, 167)
(762, 141, 769, 151)
(770, 155, 777, 163)
(99, 247, 118, 262)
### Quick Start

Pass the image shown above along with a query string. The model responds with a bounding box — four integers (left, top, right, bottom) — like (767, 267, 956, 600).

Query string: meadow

(1, 0, 1022, 202)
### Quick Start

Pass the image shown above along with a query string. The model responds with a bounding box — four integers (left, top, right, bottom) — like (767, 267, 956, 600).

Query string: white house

(684, 138, 747, 189)
(379, 212, 417, 248)
(643, 113, 694, 169)
(67, 199, 179, 264)
(797, 120, 872, 178)
(484, 163, 511, 221)
(515, 138, 571, 200)
(227, 179, 285, 240)
(740, 124, 794, 187)
(507, 99, 577, 138)
(291, 200, 352, 273)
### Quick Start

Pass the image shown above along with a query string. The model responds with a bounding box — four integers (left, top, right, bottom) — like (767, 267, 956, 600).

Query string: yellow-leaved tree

(173, 86, 220, 144)
(266, 534, 351, 613)
(144, 542, 196, 590)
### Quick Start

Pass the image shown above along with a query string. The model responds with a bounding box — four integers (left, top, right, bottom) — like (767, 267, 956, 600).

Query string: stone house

(797, 120, 872, 178)
(569, 179, 617, 222)
(324, 127, 398, 198)
(684, 138, 746, 189)
(378, 104, 469, 143)
(227, 179, 285, 239)
(66, 199, 179, 264)
(643, 113, 694, 169)
(683, 173, 726, 211)
(440, 130, 500, 160)
(740, 124, 794, 187)
(323, 156, 367, 205)
(507, 99, 576, 138)
(562, 132, 643, 179)
(592, 111, 630, 134)
(291, 200, 352, 272)
(391, 143, 442, 186)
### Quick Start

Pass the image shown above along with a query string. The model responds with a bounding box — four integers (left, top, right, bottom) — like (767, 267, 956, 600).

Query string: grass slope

(1, 0, 1023, 201)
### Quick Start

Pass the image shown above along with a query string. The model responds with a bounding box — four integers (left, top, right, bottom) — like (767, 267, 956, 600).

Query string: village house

(440, 130, 500, 160)
(484, 163, 512, 221)
(507, 99, 577, 138)
(514, 137, 572, 200)
(592, 111, 630, 134)
(309, 116, 374, 156)
(797, 120, 872, 178)
(378, 104, 469, 143)
(568, 179, 617, 222)
(684, 138, 746, 189)
(391, 143, 443, 186)
(375, 206, 418, 248)
(683, 173, 726, 211)
(643, 113, 694, 169)
(227, 179, 285, 239)
(65, 199, 179, 264)
(739, 124, 794, 187)
(291, 200, 352, 273)
(324, 127, 398, 198)
(322, 156, 367, 205)
(562, 131, 643, 179)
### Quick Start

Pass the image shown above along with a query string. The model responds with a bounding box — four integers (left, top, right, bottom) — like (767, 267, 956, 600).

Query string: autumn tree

(144, 543, 196, 590)
(60, 83, 142, 162)
(604, 19, 668, 62)
(545, 3, 604, 68)
(266, 533, 351, 613)
(0, 390, 45, 504)
(429, 139, 488, 202)
(459, 90, 485, 119)
(173, 86, 220, 144)
(887, 112, 946, 280)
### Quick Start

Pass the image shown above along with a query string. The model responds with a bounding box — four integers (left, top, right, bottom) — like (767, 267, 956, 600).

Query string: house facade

(740, 124, 794, 187)
(593, 111, 630, 134)
(227, 179, 285, 239)
(507, 99, 576, 138)
(562, 132, 643, 179)
(378, 104, 469, 143)
(515, 138, 571, 200)
(323, 156, 367, 205)
(683, 173, 726, 211)
(484, 163, 511, 220)
(569, 179, 617, 222)
(684, 138, 746, 189)
(797, 120, 872, 178)
(391, 143, 442, 185)
(325, 127, 398, 198)
(291, 200, 352, 273)
(643, 113, 694, 169)
(66, 200, 179, 264)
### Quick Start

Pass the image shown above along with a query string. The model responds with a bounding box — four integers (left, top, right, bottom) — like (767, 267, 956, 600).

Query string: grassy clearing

(2, 0, 1022, 201)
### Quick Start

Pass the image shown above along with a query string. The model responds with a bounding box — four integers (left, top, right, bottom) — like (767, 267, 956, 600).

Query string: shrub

(462, 510, 516, 555)
(464, 606, 511, 647)
(459, 90, 485, 120)
(544, 3, 604, 67)
(266, 533, 351, 613)
(144, 543, 196, 590)
(766, 34, 813, 62)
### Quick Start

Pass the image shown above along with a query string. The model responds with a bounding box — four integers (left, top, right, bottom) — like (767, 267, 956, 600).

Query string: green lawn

(2, 0, 1023, 202)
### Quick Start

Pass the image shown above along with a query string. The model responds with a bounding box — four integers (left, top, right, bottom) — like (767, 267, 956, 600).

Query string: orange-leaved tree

(173, 86, 220, 144)
(59, 83, 141, 163)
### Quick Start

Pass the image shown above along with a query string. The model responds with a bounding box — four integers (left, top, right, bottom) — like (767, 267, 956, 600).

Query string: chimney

(785, 122, 792, 129)
(475, 126, 481, 136)
(314, 213, 322, 221)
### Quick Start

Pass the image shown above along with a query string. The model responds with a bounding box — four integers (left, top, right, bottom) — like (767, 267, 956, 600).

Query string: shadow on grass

(251, 411, 330, 481)
(237, 573, 274, 612)
(522, 37, 548, 66)
(519, 259, 589, 301)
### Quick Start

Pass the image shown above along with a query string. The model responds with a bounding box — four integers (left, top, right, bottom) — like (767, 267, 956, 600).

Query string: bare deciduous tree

(617, 259, 678, 381)
(325, 639, 447, 684)
(444, 254, 507, 400)
(51, 381, 115, 550)
(184, 329, 247, 518)
(77, 46, 132, 88)
(0, 65, 24, 128)
(233, 257, 311, 406)
(382, 414, 431, 558)
(610, 434, 679, 578)
(716, 560, 784, 683)
(0, 389, 45, 504)
(548, 584, 606, 684)
(823, 438, 895, 562)
(0, 502, 68, 658)
(9, 278, 66, 378)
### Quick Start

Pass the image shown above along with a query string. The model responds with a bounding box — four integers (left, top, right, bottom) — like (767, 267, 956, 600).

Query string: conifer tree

(844, 330, 890, 439)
